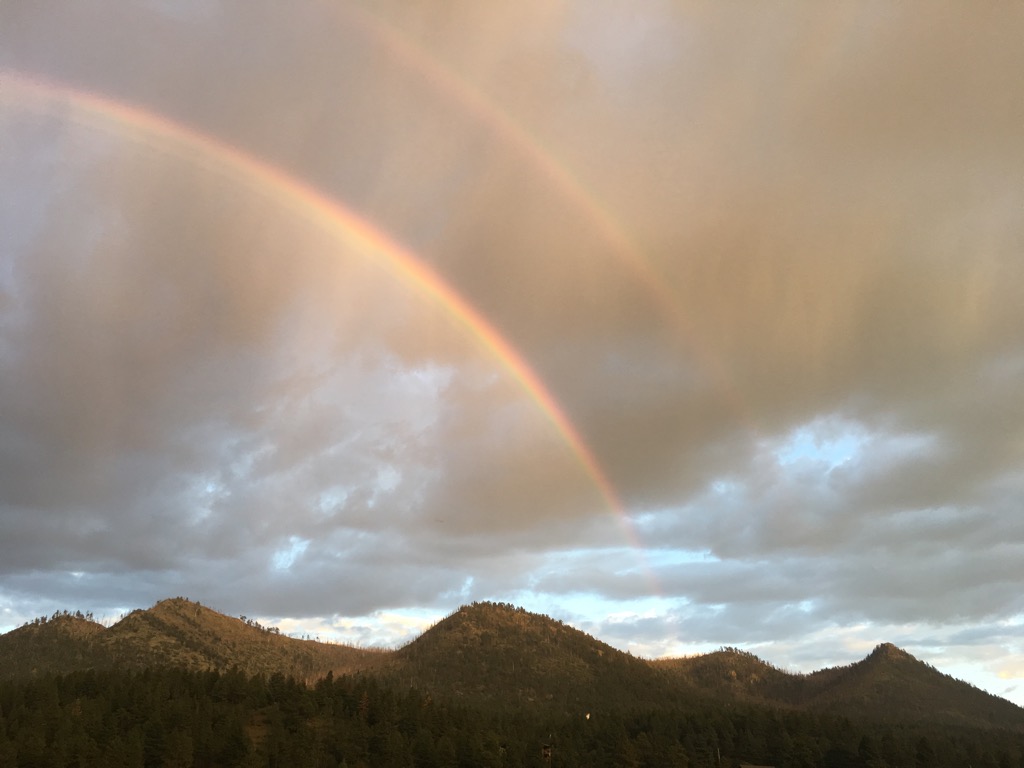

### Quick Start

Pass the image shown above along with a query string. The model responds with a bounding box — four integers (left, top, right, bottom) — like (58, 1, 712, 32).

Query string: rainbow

(331, 3, 742, 401)
(334, 3, 680, 308)
(0, 70, 654, 572)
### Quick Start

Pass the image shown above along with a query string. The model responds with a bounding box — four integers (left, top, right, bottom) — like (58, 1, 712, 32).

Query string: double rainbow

(1, 70, 646, 559)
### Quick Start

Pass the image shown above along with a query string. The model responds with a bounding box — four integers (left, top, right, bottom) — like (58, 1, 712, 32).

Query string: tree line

(2, 666, 1024, 767)
(19, 610, 96, 628)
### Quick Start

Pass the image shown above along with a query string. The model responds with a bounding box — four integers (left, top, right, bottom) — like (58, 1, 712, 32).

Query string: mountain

(799, 642, 1023, 730)
(0, 613, 111, 674)
(0, 598, 384, 682)
(3, 599, 1022, 733)
(653, 646, 801, 704)
(655, 642, 1024, 732)
(386, 601, 690, 711)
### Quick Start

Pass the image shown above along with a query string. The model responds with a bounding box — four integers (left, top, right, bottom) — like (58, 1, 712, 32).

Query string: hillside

(655, 642, 1024, 732)
(388, 601, 691, 712)
(0, 613, 111, 675)
(653, 646, 801, 704)
(799, 642, 1024, 730)
(2, 599, 1022, 733)
(0, 598, 384, 682)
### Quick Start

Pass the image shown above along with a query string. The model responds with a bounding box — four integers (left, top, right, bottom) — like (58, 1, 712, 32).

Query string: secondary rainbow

(0, 70, 650, 561)
(330, 1, 755, 438)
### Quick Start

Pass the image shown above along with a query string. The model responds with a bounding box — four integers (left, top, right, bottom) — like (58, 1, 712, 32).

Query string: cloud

(2, 0, 1024, 705)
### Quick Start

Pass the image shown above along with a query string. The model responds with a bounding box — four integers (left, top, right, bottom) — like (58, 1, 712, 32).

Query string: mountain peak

(428, 602, 573, 639)
(153, 596, 201, 610)
(868, 642, 914, 662)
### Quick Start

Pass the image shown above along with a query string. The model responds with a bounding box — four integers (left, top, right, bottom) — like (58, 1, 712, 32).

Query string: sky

(2, 0, 1024, 704)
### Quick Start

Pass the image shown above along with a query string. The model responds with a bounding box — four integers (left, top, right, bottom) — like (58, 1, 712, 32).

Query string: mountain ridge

(3, 598, 1022, 732)
(2, 597, 386, 682)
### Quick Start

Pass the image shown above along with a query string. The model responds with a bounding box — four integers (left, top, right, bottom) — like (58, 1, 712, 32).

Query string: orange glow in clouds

(330, 3, 752, 434)
(0, 69, 656, 581)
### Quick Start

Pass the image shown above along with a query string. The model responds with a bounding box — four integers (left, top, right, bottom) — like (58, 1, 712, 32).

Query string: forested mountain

(0, 598, 384, 682)
(3, 598, 1023, 767)
(654, 646, 802, 704)
(800, 642, 1021, 730)
(388, 601, 689, 712)
(655, 641, 1024, 732)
